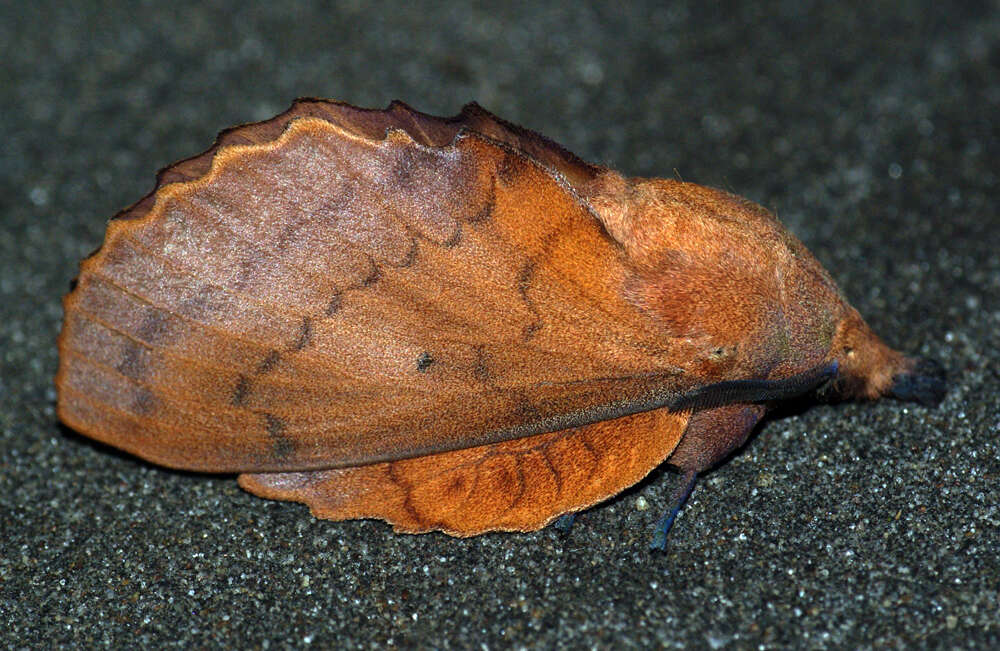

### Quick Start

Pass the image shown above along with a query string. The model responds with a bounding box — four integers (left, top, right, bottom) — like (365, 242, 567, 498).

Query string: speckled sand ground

(2, 2, 997, 647)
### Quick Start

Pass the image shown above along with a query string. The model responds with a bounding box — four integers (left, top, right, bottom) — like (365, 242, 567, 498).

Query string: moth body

(56, 99, 945, 540)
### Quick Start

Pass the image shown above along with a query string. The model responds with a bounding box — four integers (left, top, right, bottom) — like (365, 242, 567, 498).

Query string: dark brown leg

(650, 469, 699, 550)
(650, 403, 766, 549)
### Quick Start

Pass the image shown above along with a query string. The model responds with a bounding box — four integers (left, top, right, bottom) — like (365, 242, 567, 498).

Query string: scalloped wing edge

(101, 98, 603, 233)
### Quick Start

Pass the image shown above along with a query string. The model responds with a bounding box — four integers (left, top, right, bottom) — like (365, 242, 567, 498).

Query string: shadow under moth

(56, 99, 945, 547)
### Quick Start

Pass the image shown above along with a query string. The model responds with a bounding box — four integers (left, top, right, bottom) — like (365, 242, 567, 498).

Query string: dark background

(2, 1, 997, 647)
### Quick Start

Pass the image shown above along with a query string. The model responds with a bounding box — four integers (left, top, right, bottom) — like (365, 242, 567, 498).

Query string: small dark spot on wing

(469, 202, 493, 224)
(264, 413, 295, 460)
(416, 352, 434, 372)
(392, 148, 417, 186)
(232, 375, 251, 406)
(390, 145, 441, 188)
(521, 322, 541, 341)
(468, 178, 497, 224)
(179, 287, 213, 320)
(326, 292, 343, 316)
(515, 399, 542, 422)
(496, 152, 521, 184)
(234, 250, 266, 291)
(274, 220, 305, 251)
(257, 349, 281, 374)
(516, 261, 542, 340)
(395, 237, 418, 268)
(132, 387, 156, 415)
(517, 262, 535, 299)
(362, 263, 381, 287)
(291, 317, 313, 351)
(473, 346, 491, 381)
(116, 344, 145, 380)
(444, 226, 463, 247)
(136, 310, 170, 344)
(446, 475, 467, 496)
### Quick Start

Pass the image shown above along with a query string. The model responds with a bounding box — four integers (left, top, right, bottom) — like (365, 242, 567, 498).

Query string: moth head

(827, 308, 946, 406)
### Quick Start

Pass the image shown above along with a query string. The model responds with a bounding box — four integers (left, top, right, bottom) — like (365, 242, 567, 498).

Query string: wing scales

(57, 104, 687, 472)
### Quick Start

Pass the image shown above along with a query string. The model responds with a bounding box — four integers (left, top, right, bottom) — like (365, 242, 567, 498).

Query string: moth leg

(650, 469, 698, 550)
(651, 403, 765, 549)
(552, 512, 577, 533)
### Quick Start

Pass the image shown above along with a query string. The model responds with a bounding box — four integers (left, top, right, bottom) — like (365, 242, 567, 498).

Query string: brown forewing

(57, 105, 692, 473)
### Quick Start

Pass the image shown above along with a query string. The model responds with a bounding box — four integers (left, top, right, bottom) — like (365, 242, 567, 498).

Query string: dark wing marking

(57, 105, 691, 473)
